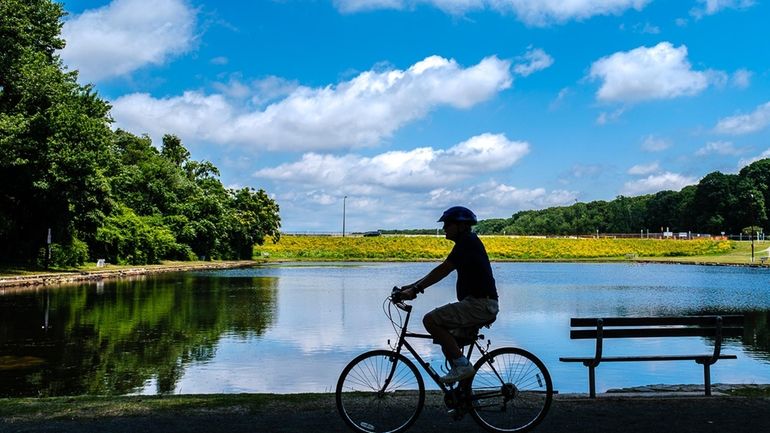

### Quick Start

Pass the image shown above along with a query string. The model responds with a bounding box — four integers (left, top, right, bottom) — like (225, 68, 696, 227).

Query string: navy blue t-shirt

(446, 232, 498, 301)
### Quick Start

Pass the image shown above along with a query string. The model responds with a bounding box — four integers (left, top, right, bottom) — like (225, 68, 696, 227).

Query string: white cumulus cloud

(714, 101, 770, 135)
(690, 0, 756, 19)
(731, 69, 752, 89)
(695, 141, 743, 156)
(334, 0, 651, 26)
(739, 149, 770, 168)
(513, 47, 554, 77)
(471, 181, 578, 210)
(641, 135, 671, 152)
(596, 107, 625, 125)
(426, 182, 578, 219)
(111, 55, 512, 151)
(622, 172, 696, 195)
(253, 133, 529, 192)
(628, 162, 660, 175)
(60, 0, 197, 82)
(589, 42, 709, 103)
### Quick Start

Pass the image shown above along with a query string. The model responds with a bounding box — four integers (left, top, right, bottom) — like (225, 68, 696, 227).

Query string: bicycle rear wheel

(336, 350, 425, 433)
(469, 347, 553, 433)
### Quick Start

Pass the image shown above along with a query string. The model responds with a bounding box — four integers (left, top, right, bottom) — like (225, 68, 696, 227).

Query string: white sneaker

(440, 364, 475, 383)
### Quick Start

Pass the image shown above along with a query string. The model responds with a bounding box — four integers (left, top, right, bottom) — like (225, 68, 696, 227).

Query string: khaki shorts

(429, 296, 499, 333)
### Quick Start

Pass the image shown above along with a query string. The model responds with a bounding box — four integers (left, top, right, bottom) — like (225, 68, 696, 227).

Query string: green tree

(160, 134, 190, 168)
(1, 0, 282, 266)
(227, 187, 281, 259)
(691, 171, 740, 233)
(109, 130, 183, 216)
(475, 218, 509, 234)
(0, 0, 114, 264)
(739, 158, 770, 231)
(94, 204, 192, 265)
(644, 190, 683, 232)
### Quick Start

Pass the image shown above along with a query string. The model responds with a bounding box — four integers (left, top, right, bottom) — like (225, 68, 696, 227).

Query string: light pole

(750, 193, 755, 263)
(342, 195, 348, 237)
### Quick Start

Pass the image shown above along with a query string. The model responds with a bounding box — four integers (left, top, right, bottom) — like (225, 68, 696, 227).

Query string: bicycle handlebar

(390, 286, 413, 312)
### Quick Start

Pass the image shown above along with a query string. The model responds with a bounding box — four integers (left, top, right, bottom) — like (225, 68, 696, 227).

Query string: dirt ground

(2, 392, 769, 433)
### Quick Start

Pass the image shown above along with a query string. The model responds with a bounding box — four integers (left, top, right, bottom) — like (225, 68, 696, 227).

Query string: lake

(0, 262, 768, 397)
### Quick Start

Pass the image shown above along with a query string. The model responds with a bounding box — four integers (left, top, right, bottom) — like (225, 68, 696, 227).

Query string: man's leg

(423, 312, 462, 360)
(423, 311, 474, 383)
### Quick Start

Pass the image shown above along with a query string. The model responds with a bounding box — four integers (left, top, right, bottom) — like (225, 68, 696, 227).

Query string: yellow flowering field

(254, 235, 732, 261)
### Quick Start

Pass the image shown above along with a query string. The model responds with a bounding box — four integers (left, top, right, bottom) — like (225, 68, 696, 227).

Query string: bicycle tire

(336, 350, 425, 433)
(469, 347, 553, 433)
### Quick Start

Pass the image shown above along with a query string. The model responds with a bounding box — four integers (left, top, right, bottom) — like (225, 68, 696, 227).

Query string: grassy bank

(0, 394, 327, 421)
(636, 240, 769, 265)
(0, 260, 260, 284)
(255, 235, 741, 262)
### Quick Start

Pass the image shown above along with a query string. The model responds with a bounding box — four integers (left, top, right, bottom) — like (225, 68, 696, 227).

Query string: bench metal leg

(703, 363, 712, 396)
(589, 365, 596, 398)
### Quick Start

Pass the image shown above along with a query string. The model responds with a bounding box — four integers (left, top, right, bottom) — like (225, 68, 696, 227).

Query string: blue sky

(58, 0, 770, 233)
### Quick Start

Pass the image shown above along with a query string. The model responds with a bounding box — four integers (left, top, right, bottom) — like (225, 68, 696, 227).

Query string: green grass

(637, 240, 769, 265)
(725, 385, 770, 397)
(255, 235, 751, 263)
(0, 393, 328, 421)
(0, 260, 258, 278)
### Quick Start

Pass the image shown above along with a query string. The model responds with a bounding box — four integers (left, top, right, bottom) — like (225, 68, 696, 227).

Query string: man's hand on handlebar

(397, 285, 418, 300)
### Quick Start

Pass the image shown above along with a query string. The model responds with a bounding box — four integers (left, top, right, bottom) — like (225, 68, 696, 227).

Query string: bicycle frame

(382, 301, 488, 395)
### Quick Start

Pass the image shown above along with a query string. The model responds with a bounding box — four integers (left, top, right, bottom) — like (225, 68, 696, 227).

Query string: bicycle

(335, 287, 553, 433)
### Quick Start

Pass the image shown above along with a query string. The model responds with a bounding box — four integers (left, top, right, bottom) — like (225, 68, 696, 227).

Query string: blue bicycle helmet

(438, 206, 478, 225)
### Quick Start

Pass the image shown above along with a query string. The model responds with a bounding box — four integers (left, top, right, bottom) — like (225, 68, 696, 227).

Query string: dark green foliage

(476, 159, 770, 236)
(227, 187, 281, 259)
(1, 0, 114, 263)
(0, 1, 281, 266)
(94, 205, 190, 265)
(40, 238, 89, 268)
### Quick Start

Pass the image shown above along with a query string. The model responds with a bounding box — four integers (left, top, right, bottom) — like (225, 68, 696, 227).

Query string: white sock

(453, 356, 470, 367)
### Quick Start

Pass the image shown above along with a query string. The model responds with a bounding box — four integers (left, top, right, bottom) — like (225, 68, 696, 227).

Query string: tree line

(476, 159, 770, 237)
(0, 0, 280, 267)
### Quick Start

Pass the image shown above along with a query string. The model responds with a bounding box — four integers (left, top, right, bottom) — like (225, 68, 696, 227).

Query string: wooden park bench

(560, 315, 744, 398)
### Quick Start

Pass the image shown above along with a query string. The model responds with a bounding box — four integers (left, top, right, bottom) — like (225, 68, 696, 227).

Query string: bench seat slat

(570, 316, 744, 327)
(559, 354, 738, 363)
(570, 327, 743, 339)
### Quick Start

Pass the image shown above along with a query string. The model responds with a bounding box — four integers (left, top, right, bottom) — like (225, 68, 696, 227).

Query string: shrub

(37, 238, 89, 268)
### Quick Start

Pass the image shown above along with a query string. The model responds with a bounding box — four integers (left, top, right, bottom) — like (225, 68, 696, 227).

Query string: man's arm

(401, 259, 455, 299)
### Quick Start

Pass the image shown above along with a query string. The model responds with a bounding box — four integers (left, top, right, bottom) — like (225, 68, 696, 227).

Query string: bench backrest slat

(570, 326, 744, 339)
(570, 316, 744, 327)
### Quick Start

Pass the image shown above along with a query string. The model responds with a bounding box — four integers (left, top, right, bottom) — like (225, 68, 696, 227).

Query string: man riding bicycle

(399, 206, 499, 383)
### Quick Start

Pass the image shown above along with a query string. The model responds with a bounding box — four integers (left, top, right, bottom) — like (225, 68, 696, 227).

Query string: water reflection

(0, 262, 769, 396)
(0, 273, 277, 396)
(734, 310, 770, 360)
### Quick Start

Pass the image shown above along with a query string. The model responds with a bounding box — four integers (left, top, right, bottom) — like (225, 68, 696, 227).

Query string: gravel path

(2, 392, 769, 433)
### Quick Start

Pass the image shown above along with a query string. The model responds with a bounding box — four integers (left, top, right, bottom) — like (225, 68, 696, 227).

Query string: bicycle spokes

(470, 348, 553, 433)
(336, 350, 425, 433)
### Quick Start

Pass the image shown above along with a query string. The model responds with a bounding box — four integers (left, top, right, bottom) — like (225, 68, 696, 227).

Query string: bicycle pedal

(447, 409, 465, 421)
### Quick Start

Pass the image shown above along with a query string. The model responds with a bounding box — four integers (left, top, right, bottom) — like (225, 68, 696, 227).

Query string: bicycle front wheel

(336, 350, 425, 433)
(469, 347, 553, 433)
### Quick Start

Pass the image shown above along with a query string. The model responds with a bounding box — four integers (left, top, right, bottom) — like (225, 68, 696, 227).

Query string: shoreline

(1, 257, 766, 290)
(0, 260, 262, 290)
